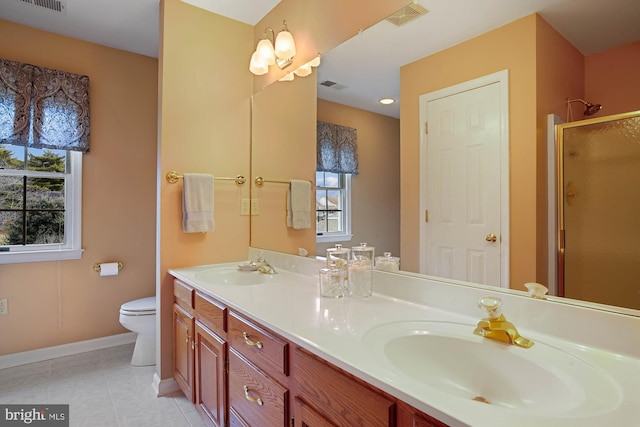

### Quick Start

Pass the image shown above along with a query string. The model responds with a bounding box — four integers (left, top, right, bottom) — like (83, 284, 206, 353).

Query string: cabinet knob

(242, 332, 263, 349)
(243, 385, 263, 406)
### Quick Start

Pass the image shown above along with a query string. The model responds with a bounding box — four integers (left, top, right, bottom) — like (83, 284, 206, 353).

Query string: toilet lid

(120, 296, 156, 315)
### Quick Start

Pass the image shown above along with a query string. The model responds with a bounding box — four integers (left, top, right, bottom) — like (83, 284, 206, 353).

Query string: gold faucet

(473, 297, 534, 348)
(251, 257, 277, 274)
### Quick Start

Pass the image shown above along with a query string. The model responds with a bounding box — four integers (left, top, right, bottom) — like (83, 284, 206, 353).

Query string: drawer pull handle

(243, 385, 263, 406)
(242, 332, 263, 349)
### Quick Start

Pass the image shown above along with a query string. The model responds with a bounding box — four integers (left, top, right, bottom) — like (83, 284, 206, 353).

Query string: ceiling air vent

(385, 3, 428, 27)
(18, 0, 65, 13)
(320, 80, 347, 90)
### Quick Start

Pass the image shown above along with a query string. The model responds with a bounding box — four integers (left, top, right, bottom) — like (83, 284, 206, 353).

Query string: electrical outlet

(240, 199, 250, 216)
(0, 298, 7, 316)
(251, 198, 260, 215)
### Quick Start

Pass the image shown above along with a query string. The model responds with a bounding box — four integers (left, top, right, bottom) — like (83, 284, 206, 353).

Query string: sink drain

(472, 396, 491, 404)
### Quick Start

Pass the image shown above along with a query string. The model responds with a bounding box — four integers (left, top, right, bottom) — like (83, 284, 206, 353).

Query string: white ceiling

(1, 0, 638, 118)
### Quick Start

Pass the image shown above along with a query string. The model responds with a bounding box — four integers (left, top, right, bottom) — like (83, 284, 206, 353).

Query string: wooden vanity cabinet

(173, 278, 450, 427)
(173, 281, 195, 402)
(194, 293, 228, 427)
(397, 402, 449, 427)
(293, 347, 395, 427)
(227, 311, 290, 426)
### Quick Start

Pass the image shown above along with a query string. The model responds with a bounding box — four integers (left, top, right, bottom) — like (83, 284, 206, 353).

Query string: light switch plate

(251, 199, 260, 215)
(0, 298, 7, 316)
(240, 199, 250, 216)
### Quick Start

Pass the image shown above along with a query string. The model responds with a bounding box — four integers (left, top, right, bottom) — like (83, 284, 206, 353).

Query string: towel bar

(166, 171, 245, 186)
(254, 176, 313, 187)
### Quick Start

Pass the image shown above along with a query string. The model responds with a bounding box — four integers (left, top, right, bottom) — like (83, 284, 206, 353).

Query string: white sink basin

(363, 321, 621, 416)
(194, 268, 269, 286)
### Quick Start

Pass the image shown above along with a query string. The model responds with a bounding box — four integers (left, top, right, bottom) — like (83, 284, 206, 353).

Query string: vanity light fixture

(249, 20, 297, 76)
(279, 56, 321, 82)
(379, 98, 396, 105)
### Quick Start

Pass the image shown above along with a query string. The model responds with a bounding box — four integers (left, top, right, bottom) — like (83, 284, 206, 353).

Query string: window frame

(316, 172, 352, 243)
(0, 149, 83, 264)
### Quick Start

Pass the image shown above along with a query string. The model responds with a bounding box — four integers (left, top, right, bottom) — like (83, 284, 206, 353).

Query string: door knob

(485, 234, 497, 242)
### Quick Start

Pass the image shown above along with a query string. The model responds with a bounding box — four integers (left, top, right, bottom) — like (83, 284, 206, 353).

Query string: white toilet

(119, 296, 156, 366)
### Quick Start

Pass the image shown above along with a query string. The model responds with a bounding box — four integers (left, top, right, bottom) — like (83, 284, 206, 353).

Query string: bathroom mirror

(249, 9, 640, 316)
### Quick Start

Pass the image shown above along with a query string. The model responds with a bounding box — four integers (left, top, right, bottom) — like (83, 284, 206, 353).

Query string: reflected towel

(182, 173, 214, 233)
(287, 179, 311, 229)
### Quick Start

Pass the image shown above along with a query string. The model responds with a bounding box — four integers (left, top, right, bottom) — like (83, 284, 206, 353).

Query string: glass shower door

(558, 111, 640, 310)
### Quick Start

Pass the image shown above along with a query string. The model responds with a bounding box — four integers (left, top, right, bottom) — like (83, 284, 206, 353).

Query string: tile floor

(0, 343, 207, 427)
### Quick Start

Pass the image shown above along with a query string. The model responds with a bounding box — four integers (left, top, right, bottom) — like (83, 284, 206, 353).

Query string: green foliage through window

(0, 145, 66, 246)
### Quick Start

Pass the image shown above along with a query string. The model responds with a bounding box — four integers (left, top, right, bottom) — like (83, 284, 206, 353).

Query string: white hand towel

(287, 179, 311, 229)
(182, 173, 214, 233)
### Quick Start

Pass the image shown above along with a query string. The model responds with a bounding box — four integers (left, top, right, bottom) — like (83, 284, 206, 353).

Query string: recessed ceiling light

(379, 98, 395, 105)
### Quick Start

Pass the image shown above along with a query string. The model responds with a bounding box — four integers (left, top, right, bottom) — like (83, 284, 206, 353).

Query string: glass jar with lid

(351, 242, 375, 264)
(374, 252, 400, 272)
(326, 244, 350, 273)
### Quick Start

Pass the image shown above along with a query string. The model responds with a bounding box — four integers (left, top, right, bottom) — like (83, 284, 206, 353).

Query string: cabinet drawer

(174, 280, 194, 310)
(294, 347, 395, 427)
(228, 348, 288, 427)
(228, 311, 289, 378)
(195, 292, 226, 337)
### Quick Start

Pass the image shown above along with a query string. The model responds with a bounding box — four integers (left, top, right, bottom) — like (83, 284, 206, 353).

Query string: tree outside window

(0, 145, 67, 246)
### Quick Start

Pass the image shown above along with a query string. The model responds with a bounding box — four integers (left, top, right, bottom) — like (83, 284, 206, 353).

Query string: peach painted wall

(317, 99, 400, 257)
(250, 76, 317, 254)
(253, 0, 409, 90)
(585, 42, 640, 116)
(400, 15, 538, 289)
(0, 21, 158, 355)
(535, 15, 585, 283)
(158, 0, 253, 380)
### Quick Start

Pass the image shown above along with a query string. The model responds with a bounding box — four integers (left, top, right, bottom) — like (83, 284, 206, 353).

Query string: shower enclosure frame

(555, 110, 640, 301)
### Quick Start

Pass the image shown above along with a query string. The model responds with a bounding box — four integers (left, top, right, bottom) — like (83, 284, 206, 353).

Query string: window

(0, 58, 88, 264)
(0, 145, 82, 264)
(316, 171, 352, 243)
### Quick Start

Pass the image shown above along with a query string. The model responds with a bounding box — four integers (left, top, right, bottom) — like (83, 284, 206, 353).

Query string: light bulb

(275, 30, 296, 59)
(309, 56, 321, 67)
(256, 39, 275, 65)
(278, 72, 294, 82)
(249, 51, 269, 75)
(294, 63, 312, 77)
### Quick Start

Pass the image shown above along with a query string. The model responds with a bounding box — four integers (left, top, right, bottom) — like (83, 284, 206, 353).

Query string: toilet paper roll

(99, 262, 120, 277)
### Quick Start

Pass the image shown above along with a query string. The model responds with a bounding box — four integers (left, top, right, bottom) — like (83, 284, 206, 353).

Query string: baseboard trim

(153, 373, 179, 396)
(0, 332, 137, 370)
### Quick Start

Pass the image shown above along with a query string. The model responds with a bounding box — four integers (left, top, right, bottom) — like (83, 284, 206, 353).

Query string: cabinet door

(195, 321, 227, 427)
(294, 398, 336, 427)
(174, 303, 195, 402)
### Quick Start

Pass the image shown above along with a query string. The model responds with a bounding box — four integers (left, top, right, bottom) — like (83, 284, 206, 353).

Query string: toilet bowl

(119, 296, 156, 366)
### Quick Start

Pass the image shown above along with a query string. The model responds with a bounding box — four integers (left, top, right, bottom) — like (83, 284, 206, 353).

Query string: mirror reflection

(250, 8, 639, 314)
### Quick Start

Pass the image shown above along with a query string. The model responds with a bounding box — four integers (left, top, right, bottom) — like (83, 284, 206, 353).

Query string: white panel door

(424, 82, 502, 285)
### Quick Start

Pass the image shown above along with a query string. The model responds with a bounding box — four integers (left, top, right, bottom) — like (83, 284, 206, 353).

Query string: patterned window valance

(0, 58, 90, 153)
(316, 121, 358, 175)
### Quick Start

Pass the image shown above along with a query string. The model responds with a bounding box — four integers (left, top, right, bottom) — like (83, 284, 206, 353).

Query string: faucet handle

(478, 296, 502, 319)
(524, 282, 548, 299)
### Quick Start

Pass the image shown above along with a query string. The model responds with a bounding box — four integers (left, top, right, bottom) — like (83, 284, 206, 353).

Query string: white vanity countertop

(169, 251, 640, 427)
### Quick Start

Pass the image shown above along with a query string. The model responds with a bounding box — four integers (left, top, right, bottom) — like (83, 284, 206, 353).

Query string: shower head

(584, 102, 603, 116)
(568, 98, 603, 116)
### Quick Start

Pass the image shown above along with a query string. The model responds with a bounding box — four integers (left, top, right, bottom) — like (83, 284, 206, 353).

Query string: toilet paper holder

(93, 262, 124, 273)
